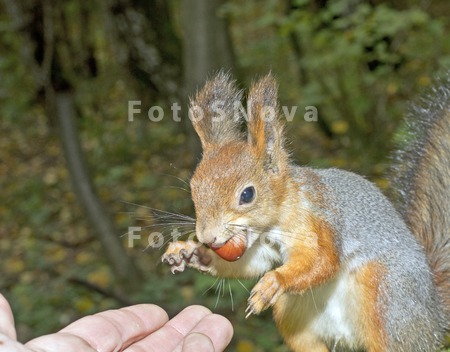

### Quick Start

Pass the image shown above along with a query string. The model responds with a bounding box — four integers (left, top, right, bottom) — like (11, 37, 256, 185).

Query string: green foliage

(227, 0, 450, 180)
(281, 0, 449, 172)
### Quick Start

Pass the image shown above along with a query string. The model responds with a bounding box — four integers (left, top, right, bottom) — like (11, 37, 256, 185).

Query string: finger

(181, 332, 214, 352)
(25, 333, 97, 352)
(125, 305, 212, 352)
(26, 304, 168, 352)
(0, 293, 16, 340)
(61, 304, 169, 350)
(174, 313, 233, 352)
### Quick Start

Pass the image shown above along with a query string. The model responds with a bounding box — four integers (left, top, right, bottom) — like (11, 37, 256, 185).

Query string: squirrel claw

(247, 271, 284, 315)
(162, 240, 215, 274)
(170, 262, 186, 274)
(245, 307, 254, 319)
(162, 241, 198, 273)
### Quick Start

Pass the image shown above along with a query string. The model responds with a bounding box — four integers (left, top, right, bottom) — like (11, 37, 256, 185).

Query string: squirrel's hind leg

(284, 330, 330, 352)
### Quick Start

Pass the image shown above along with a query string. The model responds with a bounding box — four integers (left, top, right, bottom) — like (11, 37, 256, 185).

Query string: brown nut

(211, 235, 247, 261)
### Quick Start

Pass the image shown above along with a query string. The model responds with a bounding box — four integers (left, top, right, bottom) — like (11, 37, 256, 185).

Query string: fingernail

(182, 332, 214, 352)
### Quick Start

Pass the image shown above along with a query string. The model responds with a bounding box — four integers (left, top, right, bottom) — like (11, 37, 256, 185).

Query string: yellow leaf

(75, 297, 95, 314)
(236, 339, 256, 352)
(386, 82, 398, 95)
(47, 247, 66, 263)
(5, 257, 25, 273)
(332, 158, 348, 168)
(20, 271, 33, 284)
(374, 178, 390, 191)
(87, 267, 111, 288)
(43, 168, 58, 185)
(417, 75, 431, 87)
(181, 286, 194, 302)
(75, 251, 94, 265)
(331, 121, 349, 135)
(115, 212, 129, 225)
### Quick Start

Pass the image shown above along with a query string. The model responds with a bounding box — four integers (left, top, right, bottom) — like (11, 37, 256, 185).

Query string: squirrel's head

(189, 72, 290, 258)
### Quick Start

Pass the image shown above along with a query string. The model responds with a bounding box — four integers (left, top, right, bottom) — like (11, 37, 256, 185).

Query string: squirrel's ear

(247, 74, 287, 172)
(190, 71, 243, 149)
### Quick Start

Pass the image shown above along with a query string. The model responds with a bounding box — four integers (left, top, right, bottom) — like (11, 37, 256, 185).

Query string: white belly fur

(274, 266, 363, 350)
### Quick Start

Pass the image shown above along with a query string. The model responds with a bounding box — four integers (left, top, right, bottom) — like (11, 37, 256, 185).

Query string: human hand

(0, 293, 233, 351)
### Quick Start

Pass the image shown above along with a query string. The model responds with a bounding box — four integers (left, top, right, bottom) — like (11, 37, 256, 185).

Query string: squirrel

(162, 72, 449, 352)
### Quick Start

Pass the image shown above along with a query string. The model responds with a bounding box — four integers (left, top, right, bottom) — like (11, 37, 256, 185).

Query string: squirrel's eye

(239, 186, 255, 205)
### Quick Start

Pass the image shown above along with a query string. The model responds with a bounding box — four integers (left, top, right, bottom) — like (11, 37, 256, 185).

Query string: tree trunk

(55, 91, 141, 287)
(181, 0, 236, 160)
(3, 0, 142, 289)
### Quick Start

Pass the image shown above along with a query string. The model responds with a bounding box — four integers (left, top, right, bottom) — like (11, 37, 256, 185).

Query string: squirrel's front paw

(162, 240, 213, 274)
(246, 271, 284, 317)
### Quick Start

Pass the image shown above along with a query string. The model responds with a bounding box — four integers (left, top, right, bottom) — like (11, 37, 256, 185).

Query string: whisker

(214, 279, 223, 308)
(159, 173, 191, 188)
(228, 279, 234, 311)
(236, 279, 251, 293)
(120, 200, 195, 221)
(215, 279, 222, 294)
(309, 287, 319, 314)
(117, 211, 153, 217)
(141, 228, 196, 253)
(203, 277, 220, 296)
(161, 185, 191, 194)
(150, 212, 195, 222)
(142, 232, 171, 252)
(121, 201, 197, 249)
(137, 222, 195, 229)
(131, 214, 193, 222)
(226, 223, 313, 244)
(227, 222, 298, 237)
(224, 224, 316, 255)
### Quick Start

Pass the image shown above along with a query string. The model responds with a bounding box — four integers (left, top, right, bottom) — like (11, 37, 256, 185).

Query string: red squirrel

(162, 72, 449, 351)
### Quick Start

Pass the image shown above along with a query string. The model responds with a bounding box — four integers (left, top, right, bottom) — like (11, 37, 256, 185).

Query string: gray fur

(312, 168, 446, 351)
(190, 71, 244, 147)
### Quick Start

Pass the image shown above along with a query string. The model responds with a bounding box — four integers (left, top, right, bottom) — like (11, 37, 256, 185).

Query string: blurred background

(1, 0, 449, 351)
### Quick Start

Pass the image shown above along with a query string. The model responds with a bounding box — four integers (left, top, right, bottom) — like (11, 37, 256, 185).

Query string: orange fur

(269, 213, 339, 352)
(287, 330, 330, 352)
(276, 213, 340, 292)
(356, 261, 387, 352)
(248, 106, 267, 154)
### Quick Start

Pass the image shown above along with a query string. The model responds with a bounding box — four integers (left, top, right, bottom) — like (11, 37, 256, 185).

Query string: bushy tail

(391, 73, 450, 322)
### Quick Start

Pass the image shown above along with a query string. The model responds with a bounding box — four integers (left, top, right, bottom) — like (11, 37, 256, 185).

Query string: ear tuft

(247, 74, 287, 172)
(190, 71, 243, 149)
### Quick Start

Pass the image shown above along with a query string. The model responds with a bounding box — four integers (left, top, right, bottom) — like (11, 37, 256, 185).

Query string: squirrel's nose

(196, 224, 218, 245)
(201, 234, 217, 246)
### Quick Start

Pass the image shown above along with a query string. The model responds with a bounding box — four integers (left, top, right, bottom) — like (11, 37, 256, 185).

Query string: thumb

(181, 332, 215, 352)
(0, 293, 16, 340)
